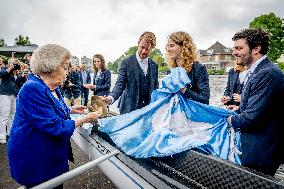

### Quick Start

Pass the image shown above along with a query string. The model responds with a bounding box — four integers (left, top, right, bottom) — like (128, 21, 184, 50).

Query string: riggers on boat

(71, 120, 284, 189)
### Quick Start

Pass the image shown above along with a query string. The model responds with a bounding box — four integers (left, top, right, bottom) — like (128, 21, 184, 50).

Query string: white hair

(30, 44, 70, 74)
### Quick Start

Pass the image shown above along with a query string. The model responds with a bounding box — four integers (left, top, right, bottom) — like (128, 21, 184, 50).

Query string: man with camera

(0, 58, 22, 144)
(0, 55, 29, 143)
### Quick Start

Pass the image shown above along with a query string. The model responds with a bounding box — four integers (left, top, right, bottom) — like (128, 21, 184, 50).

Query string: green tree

(0, 37, 7, 47)
(249, 12, 284, 62)
(15, 35, 31, 46)
(278, 62, 284, 72)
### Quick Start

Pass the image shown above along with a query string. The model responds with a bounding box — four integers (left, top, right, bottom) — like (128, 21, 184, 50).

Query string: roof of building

(0, 44, 38, 53)
(198, 41, 232, 55)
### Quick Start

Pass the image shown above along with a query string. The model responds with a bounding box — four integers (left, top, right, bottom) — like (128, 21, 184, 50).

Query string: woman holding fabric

(8, 44, 100, 188)
(98, 32, 240, 164)
(166, 31, 210, 104)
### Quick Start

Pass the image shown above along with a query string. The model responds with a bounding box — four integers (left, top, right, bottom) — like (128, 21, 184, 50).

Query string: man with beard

(227, 28, 284, 176)
(103, 31, 159, 114)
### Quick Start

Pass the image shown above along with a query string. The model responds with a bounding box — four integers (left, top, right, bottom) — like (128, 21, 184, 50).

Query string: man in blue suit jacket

(104, 31, 159, 114)
(227, 28, 284, 176)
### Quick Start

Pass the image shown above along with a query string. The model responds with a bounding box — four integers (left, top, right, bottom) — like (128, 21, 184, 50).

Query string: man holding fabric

(103, 31, 159, 114)
(227, 28, 284, 176)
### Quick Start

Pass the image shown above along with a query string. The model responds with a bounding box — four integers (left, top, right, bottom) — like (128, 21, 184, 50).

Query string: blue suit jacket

(110, 55, 159, 114)
(62, 71, 82, 99)
(0, 67, 18, 96)
(224, 68, 239, 97)
(8, 75, 75, 186)
(231, 58, 284, 173)
(223, 68, 241, 106)
(93, 69, 111, 96)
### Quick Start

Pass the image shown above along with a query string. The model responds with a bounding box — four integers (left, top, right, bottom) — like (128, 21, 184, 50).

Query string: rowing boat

(71, 120, 284, 189)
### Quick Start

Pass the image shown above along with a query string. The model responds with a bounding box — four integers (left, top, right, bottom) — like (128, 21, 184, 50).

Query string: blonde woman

(166, 31, 210, 104)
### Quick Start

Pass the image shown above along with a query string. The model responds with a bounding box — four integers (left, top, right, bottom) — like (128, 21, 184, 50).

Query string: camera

(13, 62, 21, 70)
(63, 80, 71, 87)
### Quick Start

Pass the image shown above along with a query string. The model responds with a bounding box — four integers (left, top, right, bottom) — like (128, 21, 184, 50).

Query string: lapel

(93, 72, 97, 83)
(231, 72, 239, 95)
(30, 75, 70, 119)
(133, 56, 140, 89)
(98, 71, 104, 83)
(148, 59, 154, 88)
(47, 88, 70, 119)
(240, 58, 268, 111)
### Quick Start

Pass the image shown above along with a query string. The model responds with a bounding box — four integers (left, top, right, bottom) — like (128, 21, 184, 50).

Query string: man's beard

(240, 52, 254, 67)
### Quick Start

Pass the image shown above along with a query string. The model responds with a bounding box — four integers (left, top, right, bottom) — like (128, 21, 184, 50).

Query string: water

(108, 74, 228, 113)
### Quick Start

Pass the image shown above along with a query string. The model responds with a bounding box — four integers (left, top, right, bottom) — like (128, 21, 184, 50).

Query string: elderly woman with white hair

(7, 44, 100, 189)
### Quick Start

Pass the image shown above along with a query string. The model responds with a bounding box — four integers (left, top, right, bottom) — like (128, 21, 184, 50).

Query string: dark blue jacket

(8, 75, 75, 186)
(93, 69, 111, 96)
(223, 68, 242, 106)
(231, 58, 284, 175)
(110, 55, 158, 114)
(62, 71, 82, 99)
(183, 62, 210, 104)
(0, 67, 18, 96)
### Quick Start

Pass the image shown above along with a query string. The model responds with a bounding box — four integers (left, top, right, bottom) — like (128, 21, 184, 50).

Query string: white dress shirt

(136, 52, 149, 75)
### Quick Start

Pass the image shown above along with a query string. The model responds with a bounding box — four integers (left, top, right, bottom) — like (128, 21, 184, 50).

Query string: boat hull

(72, 125, 284, 189)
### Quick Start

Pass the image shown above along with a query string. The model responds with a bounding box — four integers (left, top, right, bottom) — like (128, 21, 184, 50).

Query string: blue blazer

(223, 68, 242, 106)
(224, 68, 239, 97)
(93, 69, 111, 96)
(62, 71, 82, 99)
(231, 58, 284, 174)
(183, 62, 210, 104)
(110, 55, 159, 114)
(8, 75, 75, 186)
(0, 67, 18, 96)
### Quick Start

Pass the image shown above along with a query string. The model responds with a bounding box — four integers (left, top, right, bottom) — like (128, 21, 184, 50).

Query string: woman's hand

(70, 105, 87, 114)
(180, 87, 187, 94)
(75, 111, 101, 127)
(85, 111, 101, 122)
(6, 63, 15, 73)
(221, 96, 230, 104)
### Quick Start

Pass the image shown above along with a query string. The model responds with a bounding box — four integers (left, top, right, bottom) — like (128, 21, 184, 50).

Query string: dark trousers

(81, 87, 89, 106)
